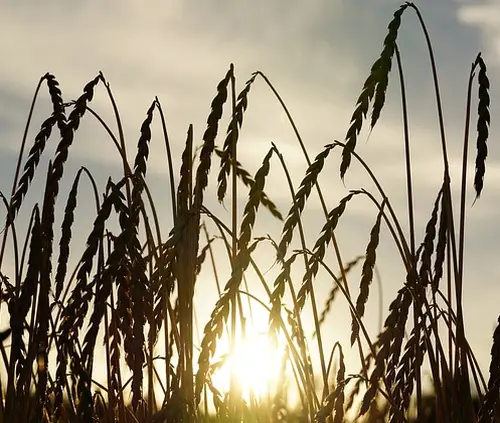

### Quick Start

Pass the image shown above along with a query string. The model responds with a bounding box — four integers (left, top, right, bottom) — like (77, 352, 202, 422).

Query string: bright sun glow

(211, 328, 284, 400)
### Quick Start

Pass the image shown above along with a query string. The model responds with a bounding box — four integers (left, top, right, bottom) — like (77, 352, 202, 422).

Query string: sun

(210, 327, 284, 400)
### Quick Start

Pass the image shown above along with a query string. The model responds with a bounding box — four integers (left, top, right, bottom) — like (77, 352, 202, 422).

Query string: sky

(1, 0, 500, 397)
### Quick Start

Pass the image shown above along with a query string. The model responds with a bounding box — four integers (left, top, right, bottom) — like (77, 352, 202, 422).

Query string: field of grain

(0, 3, 498, 422)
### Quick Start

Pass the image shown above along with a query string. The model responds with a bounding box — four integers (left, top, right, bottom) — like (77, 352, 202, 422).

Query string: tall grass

(0, 2, 498, 422)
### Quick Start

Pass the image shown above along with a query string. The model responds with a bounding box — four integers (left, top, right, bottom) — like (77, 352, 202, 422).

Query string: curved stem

(254, 72, 350, 292)
(395, 45, 415, 259)
(254, 72, 364, 385)
(99, 72, 132, 206)
(458, 62, 477, 295)
(395, 42, 423, 417)
(331, 141, 411, 267)
(201, 206, 321, 413)
(154, 97, 177, 223)
(358, 189, 406, 264)
(407, 6, 471, 413)
(0, 75, 46, 271)
(271, 143, 328, 401)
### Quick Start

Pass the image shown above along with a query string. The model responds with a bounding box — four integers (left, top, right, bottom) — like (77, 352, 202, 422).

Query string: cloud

(457, 0, 500, 64)
(0, 0, 364, 171)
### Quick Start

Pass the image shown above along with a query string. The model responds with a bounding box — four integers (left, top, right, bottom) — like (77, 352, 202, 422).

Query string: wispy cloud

(458, 0, 500, 64)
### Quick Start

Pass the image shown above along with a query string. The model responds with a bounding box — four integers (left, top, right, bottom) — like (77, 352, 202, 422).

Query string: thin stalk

(446, 233, 453, 377)
(458, 63, 476, 302)
(86, 106, 164, 253)
(16, 201, 36, 288)
(254, 71, 352, 299)
(407, 18, 464, 390)
(407, 10, 465, 378)
(455, 59, 478, 418)
(202, 224, 234, 350)
(49, 314, 77, 420)
(332, 141, 411, 265)
(394, 45, 415, 258)
(395, 42, 421, 419)
(325, 342, 341, 384)
(358, 189, 406, 264)
(374, 265, 384, 333)
(313, 255, 377, 357)
(241, 266, 320, 419)
(407, 4, 451, 175)
(0, 195, 20, 293)
(271, 143, 329, 400)
(202, 206, 320, 415)
(288, 349, 308, 414)
(207, 204, 318, 413)
(103, 240, 114, 421)
(147, 246, 155, 418)
(202, 224, 223, 297)
(99, 72, 132, 206)
(163, 293, 170, 401)
(414, 292, 450, 404)
(308, 253, 406, 405)
(253, 72, 368, 386)
(154, 97, 177, 222)
(0, 75, 46, 270)
(47, 166, 101, 340)
(235, 288, 309, 392)
(228, 64, 241, 418)
(433, 290, 487, 392)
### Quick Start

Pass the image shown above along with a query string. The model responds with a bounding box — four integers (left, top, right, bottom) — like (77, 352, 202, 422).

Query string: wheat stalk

(340, 4, 408, 179)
